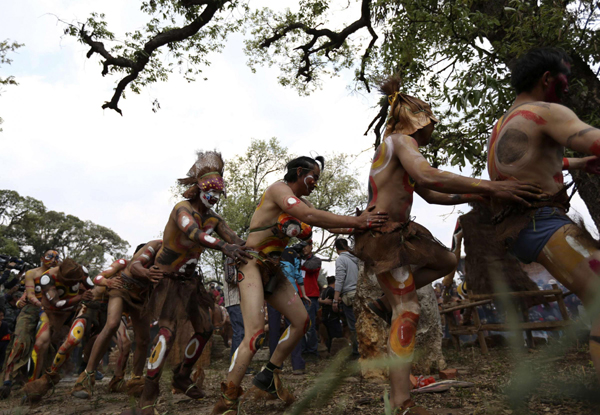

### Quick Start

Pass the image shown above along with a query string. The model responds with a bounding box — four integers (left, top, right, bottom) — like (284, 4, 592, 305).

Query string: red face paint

(545, 73, 569, 103)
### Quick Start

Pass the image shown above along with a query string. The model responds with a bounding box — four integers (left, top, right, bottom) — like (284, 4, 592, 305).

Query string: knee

(104, 319, 121, 335)
(442, 253, 458, 274)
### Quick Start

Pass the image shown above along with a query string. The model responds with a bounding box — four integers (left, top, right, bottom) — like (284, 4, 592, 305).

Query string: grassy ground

(0, 341, 598, 415)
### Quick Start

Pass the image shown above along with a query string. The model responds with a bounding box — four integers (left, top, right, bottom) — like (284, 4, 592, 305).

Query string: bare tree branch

(259, 0, 377, 90)
(79, 0, 229, 115)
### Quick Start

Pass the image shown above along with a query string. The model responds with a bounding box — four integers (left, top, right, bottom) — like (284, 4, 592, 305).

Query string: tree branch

(79, 0, 228, 115)
(259, 0, 376, 90)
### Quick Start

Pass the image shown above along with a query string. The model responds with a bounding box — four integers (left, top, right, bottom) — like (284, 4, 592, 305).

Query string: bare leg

(30, 312, 51, 381)
(114, 320, 132, 378)
(85, 297, 125, 373)
(129, 312, 152, 377)
(377, 267, 420, 410)
(225, 260, 267, 386)
(535, 224, 600, 380)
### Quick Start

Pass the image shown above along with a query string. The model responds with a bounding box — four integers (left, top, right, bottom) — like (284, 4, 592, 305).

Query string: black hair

(511, 48, 572, 94)
(334, 238, 349, 251)
(283, 156, 325, 183)
(135, 243, 147, 254)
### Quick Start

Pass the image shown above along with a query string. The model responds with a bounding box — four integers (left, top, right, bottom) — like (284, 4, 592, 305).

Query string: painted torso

(368, 135, 416, 223)
(40, 269, 93, 312)
(246, 184, 306, 258)
(488, 102, 564, 195)
(156, 201, 219, 273)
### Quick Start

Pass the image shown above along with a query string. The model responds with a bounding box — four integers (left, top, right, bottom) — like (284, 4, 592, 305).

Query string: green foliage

(0, 38, 24, 131)
(0, 189, 130, 271)
(246, 0, 600, 174)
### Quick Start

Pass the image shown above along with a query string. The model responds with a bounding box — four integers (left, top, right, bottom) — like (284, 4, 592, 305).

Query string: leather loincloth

(149, 271, 214, 320)
(245, 251, 287, 297)
(354, 221, 447, 275)
(108, 273, 152, 314)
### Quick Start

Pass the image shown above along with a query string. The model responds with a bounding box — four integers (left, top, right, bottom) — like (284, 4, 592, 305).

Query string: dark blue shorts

(511, 207, 573, 264)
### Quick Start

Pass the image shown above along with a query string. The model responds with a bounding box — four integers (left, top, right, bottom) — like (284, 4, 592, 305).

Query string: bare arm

(215, 217, 245, 245)
(175, 204, 251, 263)
(24, 271, 41, 308)
(94, 259, 127, 288)
(545, 104, 600, 156)
(270, 183, 388, 230)
(130, 241, 164, 283)
(41, 279, 83, 310)
(415, 186, 486, 205)
(393, 134, 544, 205)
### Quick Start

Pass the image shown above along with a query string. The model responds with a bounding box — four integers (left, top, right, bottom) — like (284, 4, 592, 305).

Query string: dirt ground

(0, 340, 598, 415)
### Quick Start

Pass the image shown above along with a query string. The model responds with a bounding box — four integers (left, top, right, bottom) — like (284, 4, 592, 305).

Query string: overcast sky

(1, 1, 595, 276)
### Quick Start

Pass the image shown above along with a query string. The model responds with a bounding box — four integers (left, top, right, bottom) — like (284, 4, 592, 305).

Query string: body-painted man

(0, 250, 59, 399)
(26, 259, 94, 388)
(353, 76, 546, 413)
(125, 151, 251, 415)
(486, 47, 600, 379)
(72, 240, 163, 399)
(24, 255, 136, 401)
(211, 155, 388, 415)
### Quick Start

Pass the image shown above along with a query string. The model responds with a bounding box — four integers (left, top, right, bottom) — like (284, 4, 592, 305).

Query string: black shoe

(252, 368, 276, 395)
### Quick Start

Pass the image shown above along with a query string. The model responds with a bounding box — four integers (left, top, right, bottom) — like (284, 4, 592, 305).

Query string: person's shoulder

(173, 200, 193, 211)
(389, 133, 418, 148)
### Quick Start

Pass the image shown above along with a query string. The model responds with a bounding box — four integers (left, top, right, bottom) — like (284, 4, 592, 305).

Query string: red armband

(563, 157, 570, 169)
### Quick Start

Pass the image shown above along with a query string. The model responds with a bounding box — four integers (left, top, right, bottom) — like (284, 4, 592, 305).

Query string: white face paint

(181, 216, 191, 228)
(200, 190, 222, 208)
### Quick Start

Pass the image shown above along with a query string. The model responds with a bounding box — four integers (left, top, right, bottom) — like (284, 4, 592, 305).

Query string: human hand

(82, 290, 94, 301)
(583, 156, 600, 175)
(488, 180, 546, 207)
(332, 302, 339, 313)
(222, 244, 253, 264)
(106, 276, 125, 290)
(145, 266, 164, 284)
(356, 206, 389, 230)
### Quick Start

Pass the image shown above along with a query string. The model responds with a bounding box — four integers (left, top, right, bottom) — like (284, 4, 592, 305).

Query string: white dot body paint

(147, 246, 155, 254)
(287, 197, 297, 205)
(185, 338, 200, 359)
(82, 266, 88, 275)
(119, 259, 126, 265)
(56, 300, 66, 308)
(204, 235, 217, 244)
(41, 275, 50, 286)
(181, 216, 191, 228)
(141, 254, 150, 261)
(228, 348, 239, 372)
(35, 286, 41, 293)
(565, 235, 591, 258)
(71, 283, 80, 292)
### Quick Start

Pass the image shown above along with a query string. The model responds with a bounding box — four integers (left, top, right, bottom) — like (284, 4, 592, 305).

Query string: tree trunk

(355, 261, 446, 380)
(571, 171, 600, 235)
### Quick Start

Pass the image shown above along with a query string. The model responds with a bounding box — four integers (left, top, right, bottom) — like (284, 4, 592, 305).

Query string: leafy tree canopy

(0, 189, 130, 271)
(0, 38, 24, 131)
